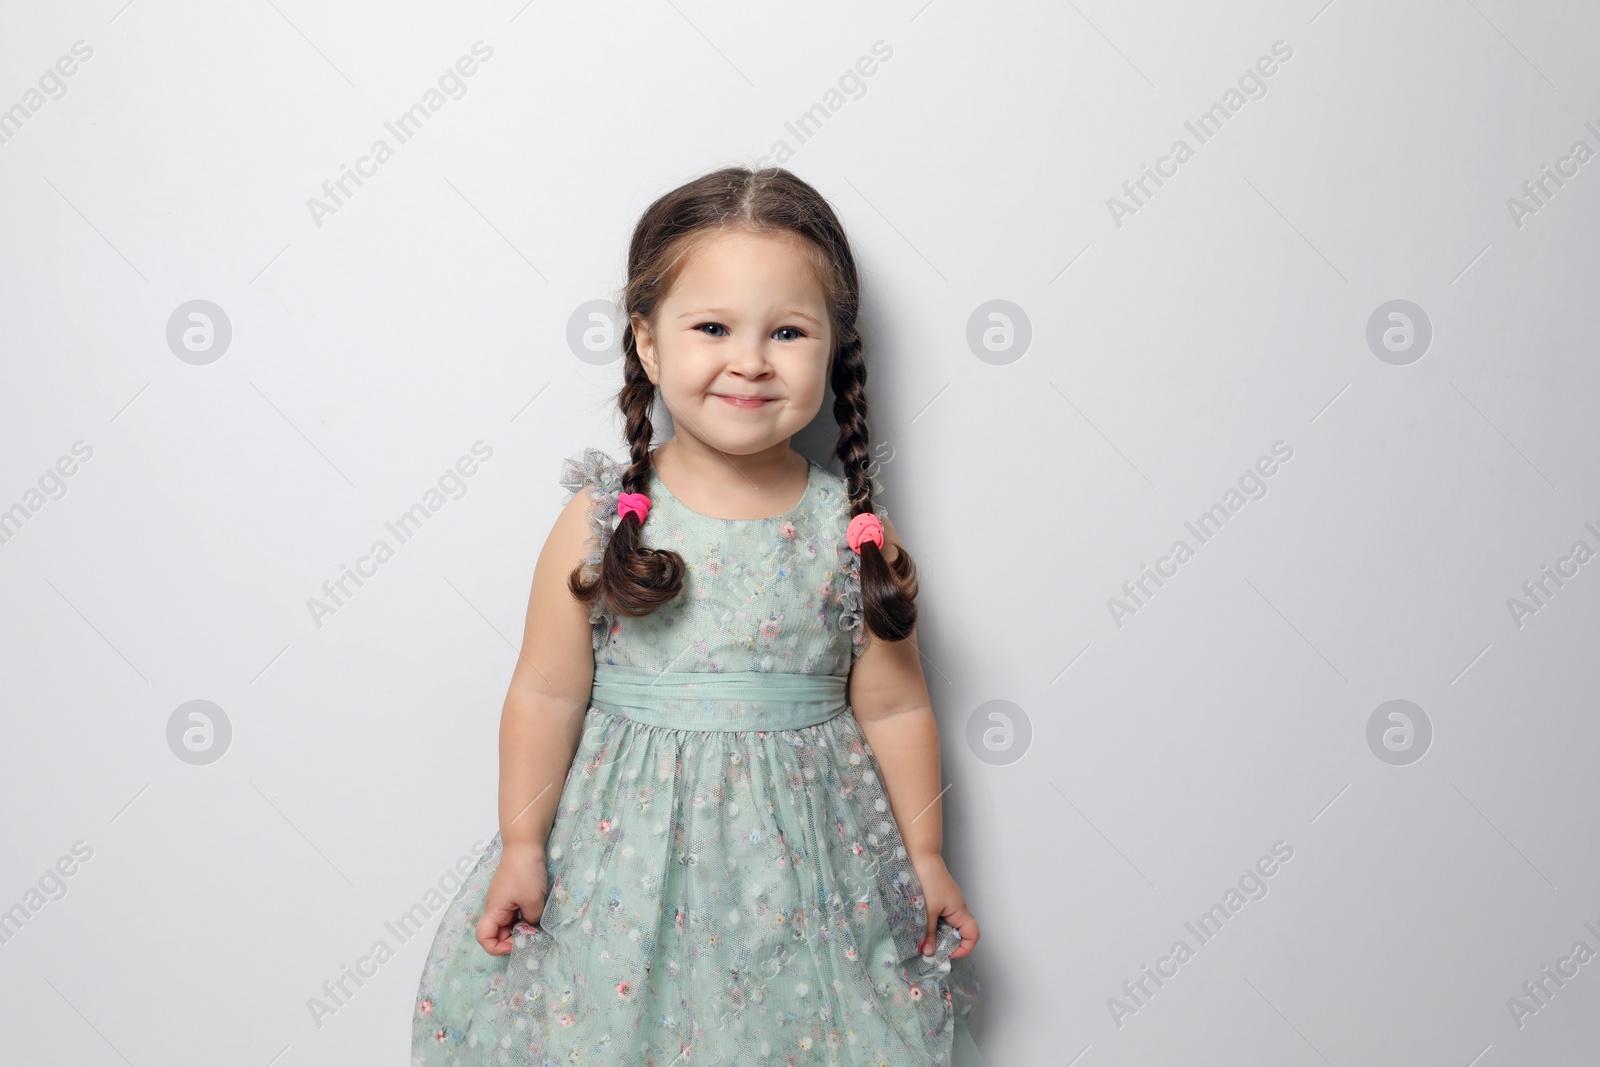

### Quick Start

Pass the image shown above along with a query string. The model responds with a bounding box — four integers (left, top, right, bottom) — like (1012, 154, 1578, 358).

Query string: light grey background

(3, 0, 1597, 1064)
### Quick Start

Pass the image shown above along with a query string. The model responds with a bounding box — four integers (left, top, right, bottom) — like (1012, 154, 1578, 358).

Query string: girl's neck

(651, 436, 808, 516)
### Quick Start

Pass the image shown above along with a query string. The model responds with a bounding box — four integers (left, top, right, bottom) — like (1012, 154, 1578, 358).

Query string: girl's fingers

(945, 906, 980, 957)
(476, 899, 522, 954)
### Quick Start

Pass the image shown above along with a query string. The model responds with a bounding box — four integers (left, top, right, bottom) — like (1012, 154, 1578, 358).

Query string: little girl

(411, 166, 983, 1066)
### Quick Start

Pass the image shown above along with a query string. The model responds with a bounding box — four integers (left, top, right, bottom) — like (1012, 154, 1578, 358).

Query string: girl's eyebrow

(678, 307, 822, 327)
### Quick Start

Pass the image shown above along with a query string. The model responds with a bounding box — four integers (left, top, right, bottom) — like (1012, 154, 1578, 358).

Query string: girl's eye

(694, 323, 807, 341)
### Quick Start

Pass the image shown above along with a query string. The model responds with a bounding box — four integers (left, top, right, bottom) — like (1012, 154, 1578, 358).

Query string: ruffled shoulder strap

(560, 446, 624, 505)
(558, 447, 625, 651)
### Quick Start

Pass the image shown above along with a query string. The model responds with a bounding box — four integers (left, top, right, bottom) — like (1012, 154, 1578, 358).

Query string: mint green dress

(411, 447, 984, 1066)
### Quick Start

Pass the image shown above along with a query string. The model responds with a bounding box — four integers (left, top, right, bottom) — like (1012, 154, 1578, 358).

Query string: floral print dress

(410, 447, 984, 1066)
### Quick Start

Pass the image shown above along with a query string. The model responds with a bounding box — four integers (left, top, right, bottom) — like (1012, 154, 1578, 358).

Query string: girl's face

(634, 228, 833, 459)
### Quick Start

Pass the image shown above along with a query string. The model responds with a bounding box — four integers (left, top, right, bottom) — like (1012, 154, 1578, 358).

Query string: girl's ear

(633, 315, 660, 385)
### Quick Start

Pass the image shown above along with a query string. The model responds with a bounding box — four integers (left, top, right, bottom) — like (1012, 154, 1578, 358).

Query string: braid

(831, 326, 918, 642)
(618, 352, 659, 500)
(567, 324, 686, 619)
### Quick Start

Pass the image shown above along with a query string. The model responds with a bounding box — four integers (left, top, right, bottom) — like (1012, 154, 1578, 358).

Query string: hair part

(568, 164, 918, 642)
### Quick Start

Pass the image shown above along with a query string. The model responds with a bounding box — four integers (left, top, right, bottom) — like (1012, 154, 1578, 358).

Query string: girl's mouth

(713, 394, 774, 408)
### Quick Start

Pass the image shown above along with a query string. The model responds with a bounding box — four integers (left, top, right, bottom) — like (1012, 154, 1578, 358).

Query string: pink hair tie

(847, 512, 884, 553)
(616, 492, 651, 525)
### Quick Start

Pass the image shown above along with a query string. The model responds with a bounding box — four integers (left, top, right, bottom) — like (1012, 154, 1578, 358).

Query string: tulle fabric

(413, 704, 981, 1065)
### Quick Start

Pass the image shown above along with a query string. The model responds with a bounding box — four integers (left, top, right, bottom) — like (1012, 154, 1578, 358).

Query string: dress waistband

(588, 663, 848, 732)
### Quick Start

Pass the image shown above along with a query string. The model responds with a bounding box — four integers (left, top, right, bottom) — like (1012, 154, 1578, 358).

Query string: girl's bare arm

(845, 516, 944, 862)
(497, 489, 603, 858)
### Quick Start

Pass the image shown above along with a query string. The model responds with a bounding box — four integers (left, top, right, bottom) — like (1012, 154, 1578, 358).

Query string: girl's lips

(713, 394, 774, 408)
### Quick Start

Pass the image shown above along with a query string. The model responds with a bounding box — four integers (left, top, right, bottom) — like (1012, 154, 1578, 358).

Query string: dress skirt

(411, 666, 983, 1066)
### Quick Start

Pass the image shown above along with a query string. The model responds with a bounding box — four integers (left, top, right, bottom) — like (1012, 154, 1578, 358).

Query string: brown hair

(568, 165, 918, 643)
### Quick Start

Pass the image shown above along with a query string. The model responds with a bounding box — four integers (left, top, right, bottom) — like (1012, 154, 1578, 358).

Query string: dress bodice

(559, 447, 876, 679)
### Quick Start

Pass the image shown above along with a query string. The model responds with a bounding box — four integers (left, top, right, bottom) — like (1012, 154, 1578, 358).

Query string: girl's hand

(911, 852, 980, 960)
(476, 844, 550, 956)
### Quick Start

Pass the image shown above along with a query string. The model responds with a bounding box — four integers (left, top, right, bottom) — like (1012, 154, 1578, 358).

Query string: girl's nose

(728, 343, 773, 376)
